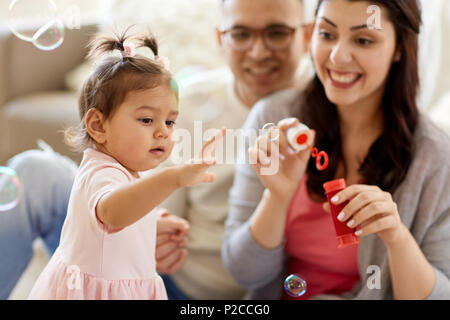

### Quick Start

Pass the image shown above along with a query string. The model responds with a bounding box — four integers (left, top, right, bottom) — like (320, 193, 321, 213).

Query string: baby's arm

(96, 128, 226, 229)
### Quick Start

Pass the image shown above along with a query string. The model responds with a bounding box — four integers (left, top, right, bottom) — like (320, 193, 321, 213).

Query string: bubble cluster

(0, 166, 22, 212)
(284, 274, 307, 298)
(8, 0, 65, 51)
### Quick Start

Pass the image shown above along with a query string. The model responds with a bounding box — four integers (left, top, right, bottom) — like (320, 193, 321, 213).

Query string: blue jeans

(0, 146, 77, 299)
(161, 275, 191, 300)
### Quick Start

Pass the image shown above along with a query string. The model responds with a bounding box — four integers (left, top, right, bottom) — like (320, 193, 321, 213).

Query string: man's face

(217, 0, 305, 100)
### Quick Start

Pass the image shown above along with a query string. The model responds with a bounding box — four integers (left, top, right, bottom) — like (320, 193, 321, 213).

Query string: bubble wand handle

(286, 124, 329, 171)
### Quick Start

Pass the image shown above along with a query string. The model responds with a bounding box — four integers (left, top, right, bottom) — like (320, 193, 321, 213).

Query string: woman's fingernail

(347, 220, 355, 228)
(337, 211, 345, 221)
(331, 196, 339, 203)
(355, 230, 363, 236)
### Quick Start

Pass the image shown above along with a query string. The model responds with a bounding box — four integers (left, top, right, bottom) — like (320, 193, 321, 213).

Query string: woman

(222, 0, 450, 300)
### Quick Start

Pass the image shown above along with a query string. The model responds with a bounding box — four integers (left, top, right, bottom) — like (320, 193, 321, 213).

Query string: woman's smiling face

(311, 0, 400, 108)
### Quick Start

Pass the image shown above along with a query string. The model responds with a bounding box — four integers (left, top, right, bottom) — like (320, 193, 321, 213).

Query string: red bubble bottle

(323, 179, 360, 248)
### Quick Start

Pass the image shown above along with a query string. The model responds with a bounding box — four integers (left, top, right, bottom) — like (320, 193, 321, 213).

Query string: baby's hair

(64, 25, 176, 152)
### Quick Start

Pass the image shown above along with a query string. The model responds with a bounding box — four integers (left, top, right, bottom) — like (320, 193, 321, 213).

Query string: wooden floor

(8, 239, 49, 300)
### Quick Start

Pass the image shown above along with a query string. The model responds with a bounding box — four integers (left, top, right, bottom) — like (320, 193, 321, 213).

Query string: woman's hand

(322, 184, 408, 246)
(155, 209, 190, 274)
(176, 127, 226, 187)
(249, 118, 315, 202)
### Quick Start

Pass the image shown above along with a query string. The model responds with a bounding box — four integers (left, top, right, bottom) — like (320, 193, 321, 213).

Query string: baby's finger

(156, 248, 186, 275)
(165, 249, 188, 275)
(201, 127, 226, 159)
(171, 227, 190, 241)
(157, 214, 189, 235)
(155, 240, 179, 260)
(156, 233, 171, 245)
(175, 237, 188, 247)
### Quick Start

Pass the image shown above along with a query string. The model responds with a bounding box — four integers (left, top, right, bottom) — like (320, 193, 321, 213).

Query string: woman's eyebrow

(320, 16, 337, 28)
(350, 24, 368, 31)
(320, 17, 377, 31)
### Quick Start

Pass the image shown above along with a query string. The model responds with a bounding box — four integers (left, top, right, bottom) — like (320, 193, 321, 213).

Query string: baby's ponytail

(87, 26, 162, 62)
(87, 25, 132, 59)
(136, 33, 159, 58)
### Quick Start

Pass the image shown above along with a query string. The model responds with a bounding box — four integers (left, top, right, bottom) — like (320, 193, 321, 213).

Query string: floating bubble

(284, 274, 307, 298)
(0, 166, 22, 212)
(8, 0, 58, 42)
(32, 18, 65, 51)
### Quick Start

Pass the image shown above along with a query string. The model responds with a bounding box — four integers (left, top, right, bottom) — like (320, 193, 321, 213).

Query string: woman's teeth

(329, 70, 360, 84)
(249, 67, 274, 75)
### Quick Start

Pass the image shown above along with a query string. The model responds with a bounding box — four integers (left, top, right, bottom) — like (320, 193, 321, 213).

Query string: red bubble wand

(262, 122, 329, 171)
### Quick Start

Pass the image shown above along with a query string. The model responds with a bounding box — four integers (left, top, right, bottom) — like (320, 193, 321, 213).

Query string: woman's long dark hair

(299, 0, 422, 198)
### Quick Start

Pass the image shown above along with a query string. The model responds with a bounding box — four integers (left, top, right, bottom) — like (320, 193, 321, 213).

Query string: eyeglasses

(219, 24, 302, 51)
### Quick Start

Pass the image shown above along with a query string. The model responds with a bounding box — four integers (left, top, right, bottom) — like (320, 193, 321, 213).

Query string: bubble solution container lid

(337, 233, 360, 248)
(323, 178, 346, 194)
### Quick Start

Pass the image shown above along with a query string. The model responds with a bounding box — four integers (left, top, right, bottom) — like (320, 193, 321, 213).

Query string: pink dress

(28, 148, 167, 300)
(283, 176, 360, 300)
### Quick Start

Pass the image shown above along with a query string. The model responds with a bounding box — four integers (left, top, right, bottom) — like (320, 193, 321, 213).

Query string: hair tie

(122, 45, 135, 58)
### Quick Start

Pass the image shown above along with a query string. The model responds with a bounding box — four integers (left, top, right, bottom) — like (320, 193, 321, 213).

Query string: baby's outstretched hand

(176, 127, 226, 187)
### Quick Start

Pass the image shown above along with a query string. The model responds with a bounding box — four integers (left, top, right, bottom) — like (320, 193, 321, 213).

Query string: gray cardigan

(222, 88, 450, 300)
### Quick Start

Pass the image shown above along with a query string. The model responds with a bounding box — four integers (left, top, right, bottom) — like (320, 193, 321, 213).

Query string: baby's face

(102, 85, 179, 176)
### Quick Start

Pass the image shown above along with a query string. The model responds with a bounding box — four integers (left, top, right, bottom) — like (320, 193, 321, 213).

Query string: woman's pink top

(283, 176, 359, 300)
(28, 148, 167, 300)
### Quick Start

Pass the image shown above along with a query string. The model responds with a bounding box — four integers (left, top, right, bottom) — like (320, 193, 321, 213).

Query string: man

(145, 0, 310, 300)
(0, 0, 309, 300)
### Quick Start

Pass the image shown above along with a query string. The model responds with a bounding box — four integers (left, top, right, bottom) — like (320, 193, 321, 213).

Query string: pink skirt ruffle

(28, 258, 167, 300)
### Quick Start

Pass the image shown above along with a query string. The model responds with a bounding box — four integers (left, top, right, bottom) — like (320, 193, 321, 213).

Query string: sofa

(0, 24, 99, 165)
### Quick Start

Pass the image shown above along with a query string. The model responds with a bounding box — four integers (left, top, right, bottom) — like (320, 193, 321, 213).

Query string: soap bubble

(0, 166, 22, 212)
(284, 274, 307, 298)
(8, 0, 57, 41)
(8, 0, 65, 51)
(32, 18, 65, 51)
